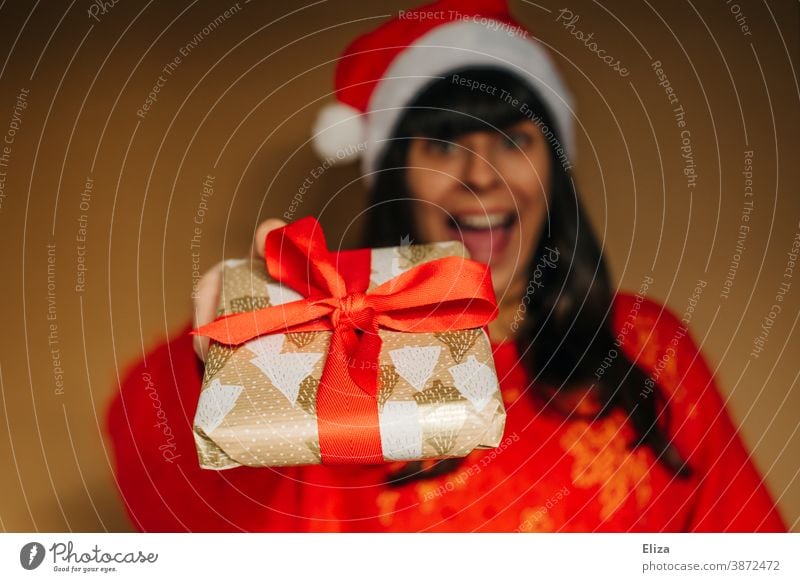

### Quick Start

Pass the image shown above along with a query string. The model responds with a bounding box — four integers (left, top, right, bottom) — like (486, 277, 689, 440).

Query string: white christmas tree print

(447, 355, 498, 412)
(266, 282, 303, 306)
(195, 378, 244, 434)
(245, 334, 323, 406)
(370, 247, 407, 286)
(379, 401, 423, 460)
(388, 345, 441, 392)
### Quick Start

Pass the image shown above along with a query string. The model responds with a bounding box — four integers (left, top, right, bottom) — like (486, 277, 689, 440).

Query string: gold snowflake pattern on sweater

(560, 411, 652, 521)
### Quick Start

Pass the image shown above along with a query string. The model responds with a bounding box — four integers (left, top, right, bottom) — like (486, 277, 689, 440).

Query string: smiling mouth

(446, 212, 516, 264)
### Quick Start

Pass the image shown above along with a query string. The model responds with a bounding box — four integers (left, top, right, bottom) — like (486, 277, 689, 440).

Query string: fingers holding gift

(193, 218, 287, 362)
(252, 218, 287, 258)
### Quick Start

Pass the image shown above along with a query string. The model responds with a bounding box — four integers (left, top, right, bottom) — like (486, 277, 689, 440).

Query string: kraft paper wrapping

(193, 241, 507, 469)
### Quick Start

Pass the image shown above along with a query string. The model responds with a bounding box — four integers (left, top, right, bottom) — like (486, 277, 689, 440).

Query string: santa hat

(311, 0, 575, 180)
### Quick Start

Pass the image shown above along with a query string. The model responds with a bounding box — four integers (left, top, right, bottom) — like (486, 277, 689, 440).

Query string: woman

(106, 0, 786, 532)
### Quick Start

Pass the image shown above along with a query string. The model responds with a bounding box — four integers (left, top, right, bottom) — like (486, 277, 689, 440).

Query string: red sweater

(105, 293, 787, 532)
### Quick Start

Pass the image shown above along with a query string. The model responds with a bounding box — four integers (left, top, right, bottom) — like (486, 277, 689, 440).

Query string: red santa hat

(311, 0, 575, 180)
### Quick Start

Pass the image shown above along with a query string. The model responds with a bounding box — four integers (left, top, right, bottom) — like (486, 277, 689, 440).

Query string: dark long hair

(360, 67, 691, 485)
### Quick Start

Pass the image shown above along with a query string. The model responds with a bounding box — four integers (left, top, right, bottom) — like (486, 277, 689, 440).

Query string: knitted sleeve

(104, 323, 300, 532)
(622, 296, 787, 532)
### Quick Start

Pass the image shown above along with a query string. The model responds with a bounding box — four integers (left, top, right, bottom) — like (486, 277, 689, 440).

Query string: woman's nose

(462, 148, 500, 192)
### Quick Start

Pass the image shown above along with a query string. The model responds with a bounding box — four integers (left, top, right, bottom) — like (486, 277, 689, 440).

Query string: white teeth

(455, 213, 510, 229)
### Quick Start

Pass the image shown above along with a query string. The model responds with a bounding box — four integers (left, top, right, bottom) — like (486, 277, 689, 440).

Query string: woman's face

(406, 119, 552, 303)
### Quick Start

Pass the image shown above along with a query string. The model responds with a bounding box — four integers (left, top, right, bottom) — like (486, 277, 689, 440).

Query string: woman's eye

(502, 131, 532, 149)
(424, 139, 458, 154)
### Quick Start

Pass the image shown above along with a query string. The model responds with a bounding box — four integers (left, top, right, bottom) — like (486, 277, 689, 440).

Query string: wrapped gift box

(193, 218, 506, 468)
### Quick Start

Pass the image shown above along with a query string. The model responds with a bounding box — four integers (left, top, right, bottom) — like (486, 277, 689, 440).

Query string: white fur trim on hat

(362, 20, 575, 180)
(311, 101, 366, 162)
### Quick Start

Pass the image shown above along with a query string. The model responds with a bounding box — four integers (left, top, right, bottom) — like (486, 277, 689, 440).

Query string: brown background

(0, 0, 797, 532)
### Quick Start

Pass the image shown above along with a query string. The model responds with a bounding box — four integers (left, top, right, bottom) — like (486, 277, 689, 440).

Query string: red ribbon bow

(193, 216, 498, 464)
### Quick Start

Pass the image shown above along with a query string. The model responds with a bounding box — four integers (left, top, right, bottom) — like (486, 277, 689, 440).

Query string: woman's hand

(192, 218, 287, 361)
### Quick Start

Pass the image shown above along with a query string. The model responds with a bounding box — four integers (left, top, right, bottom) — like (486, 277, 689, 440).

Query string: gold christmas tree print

(434, 329, 482, 363)
(230, 295, 270, 314)
(397, 234, 430, 268)
(377, 364, 400, 410)
(413, 379, 463, 406)
(416, 380, 468, 456)
(426, 429, 459, 456)
(287, 331, 316, 348)
(296, 375, 319, 415)
(204, 342, 237, 380)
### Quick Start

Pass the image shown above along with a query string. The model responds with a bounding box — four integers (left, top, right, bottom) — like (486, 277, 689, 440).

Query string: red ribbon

(193, 216, 498, 464)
